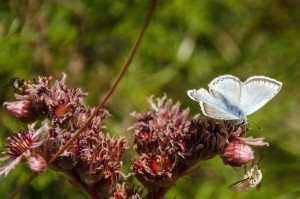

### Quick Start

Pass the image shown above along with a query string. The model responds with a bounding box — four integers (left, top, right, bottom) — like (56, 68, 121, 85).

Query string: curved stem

(8, 0, 158, 198)
(8, 173, 38, 199)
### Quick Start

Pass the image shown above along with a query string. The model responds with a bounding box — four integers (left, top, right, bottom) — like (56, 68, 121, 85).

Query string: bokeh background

(0, 0, 299, 198)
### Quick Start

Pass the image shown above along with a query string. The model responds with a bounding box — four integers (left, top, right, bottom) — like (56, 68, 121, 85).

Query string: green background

(0, 0, 299, 198)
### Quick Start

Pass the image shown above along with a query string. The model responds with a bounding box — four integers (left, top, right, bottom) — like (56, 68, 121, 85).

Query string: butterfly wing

(228, 178, 251, 192)
(242, 76, 282, 115)
(208, 75, 243, 107)
(187, 89, 240, 120)
(208, 75, 245, 120)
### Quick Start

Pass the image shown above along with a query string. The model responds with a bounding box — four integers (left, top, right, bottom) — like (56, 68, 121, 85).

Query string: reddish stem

(145, 186, 173, 199)
(8, 0, 157, 198)
(64, 170, 104, 199)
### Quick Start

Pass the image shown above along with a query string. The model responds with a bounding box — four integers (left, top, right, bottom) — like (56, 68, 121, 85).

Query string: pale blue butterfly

(187, 75, 282, 125)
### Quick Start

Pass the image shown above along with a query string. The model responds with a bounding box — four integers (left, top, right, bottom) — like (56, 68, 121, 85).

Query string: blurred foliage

(0, 0, 299, 198)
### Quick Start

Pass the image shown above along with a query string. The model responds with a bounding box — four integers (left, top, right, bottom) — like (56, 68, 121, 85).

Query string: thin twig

(8, 0, 158, 198)
(8, 174, 38, 199)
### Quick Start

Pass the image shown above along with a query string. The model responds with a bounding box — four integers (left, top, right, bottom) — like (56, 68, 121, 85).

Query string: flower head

(129, 95, 191, 156)
(131, 152, 179, 189)
(180, 118, 233, 164)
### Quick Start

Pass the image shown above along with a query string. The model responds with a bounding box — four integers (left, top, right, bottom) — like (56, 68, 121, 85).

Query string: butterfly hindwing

(200, 101, 240, 120)
(187, 89, 239, 120)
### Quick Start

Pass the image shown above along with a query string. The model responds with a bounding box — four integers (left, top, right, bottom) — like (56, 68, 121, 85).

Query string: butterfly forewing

(208, 75, 243, 109)
(242, 76, 282, 115)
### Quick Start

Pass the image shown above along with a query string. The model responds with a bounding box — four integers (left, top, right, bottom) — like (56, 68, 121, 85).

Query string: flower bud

(27, 154, 47, 173)
(221, 140, 254, 167)
(4, 95, 39, 123)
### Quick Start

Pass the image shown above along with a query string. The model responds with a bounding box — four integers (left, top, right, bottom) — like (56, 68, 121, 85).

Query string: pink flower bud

(221, 140, 254, 167)
(27, 154, 47, 173)
(4, 95, 39, 123)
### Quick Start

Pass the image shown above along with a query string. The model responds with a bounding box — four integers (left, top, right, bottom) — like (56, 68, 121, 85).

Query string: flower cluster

(129, 95, 235, 190)
(1, 75, 272, 198)
(1, 74, 127, 197)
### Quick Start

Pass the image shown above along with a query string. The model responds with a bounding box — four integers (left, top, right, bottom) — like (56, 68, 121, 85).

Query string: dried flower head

(41, 74, 87, 126)
(75, 133, 127, 186)
(0, 122, 49, 176)
(129, 95, 191, 156)
(131, 152, 179, 189)
(180, 118, 233, 164)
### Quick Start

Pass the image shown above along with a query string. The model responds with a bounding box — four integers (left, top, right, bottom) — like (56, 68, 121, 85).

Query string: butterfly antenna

(247, 119, 263, 131)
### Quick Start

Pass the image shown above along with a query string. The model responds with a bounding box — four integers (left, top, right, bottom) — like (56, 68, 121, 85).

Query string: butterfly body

(187, 75, 282, 123)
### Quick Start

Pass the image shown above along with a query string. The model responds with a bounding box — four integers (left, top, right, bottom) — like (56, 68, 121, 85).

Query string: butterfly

(228, 156, 263, 192)
(187, 75, 282, 125)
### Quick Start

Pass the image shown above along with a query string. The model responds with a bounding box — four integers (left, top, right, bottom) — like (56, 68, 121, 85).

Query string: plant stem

(8, 0, 157, 198)
(145, 186, 173, 199)
(64, 170, 104, 199)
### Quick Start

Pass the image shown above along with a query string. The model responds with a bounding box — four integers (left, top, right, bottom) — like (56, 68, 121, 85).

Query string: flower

(0, 122, 49, 176)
